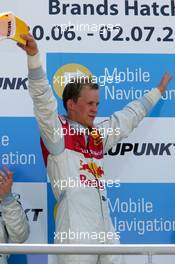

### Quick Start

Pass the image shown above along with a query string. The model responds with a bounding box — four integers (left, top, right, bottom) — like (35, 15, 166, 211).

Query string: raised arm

(98, 72, 172, 153)
(17, 34, 64, 155)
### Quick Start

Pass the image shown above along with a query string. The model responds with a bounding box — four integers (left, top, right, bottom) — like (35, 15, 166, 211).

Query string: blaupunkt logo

(106, 143, 175, 156)
(52, 64, 92, 98)
(0, 77, 28, 89)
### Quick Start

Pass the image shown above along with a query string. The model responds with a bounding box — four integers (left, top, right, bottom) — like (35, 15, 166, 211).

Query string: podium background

(0, 1, 175, 263)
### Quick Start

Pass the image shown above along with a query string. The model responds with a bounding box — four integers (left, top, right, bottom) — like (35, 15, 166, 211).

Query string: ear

(67, 99, 75, 112)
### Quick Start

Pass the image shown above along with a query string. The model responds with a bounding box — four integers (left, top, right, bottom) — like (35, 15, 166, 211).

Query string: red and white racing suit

(28, 53, 161, 264)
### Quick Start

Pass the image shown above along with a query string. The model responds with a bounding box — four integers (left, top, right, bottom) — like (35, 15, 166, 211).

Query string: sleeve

(28, 53, 64, 155)
(1, 193, 30, 243)
(98, 88, 161, 153)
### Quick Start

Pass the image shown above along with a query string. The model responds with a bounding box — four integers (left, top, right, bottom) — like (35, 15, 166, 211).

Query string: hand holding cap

(0, 11, 29, 45)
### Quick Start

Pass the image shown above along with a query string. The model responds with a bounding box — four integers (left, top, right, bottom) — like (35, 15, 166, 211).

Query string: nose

(92, 104, 98, 113)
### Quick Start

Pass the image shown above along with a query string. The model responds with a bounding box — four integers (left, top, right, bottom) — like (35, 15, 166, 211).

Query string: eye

(87, 102, 99, 107)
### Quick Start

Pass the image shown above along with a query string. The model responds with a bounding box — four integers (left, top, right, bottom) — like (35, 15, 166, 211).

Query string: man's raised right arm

(18, 34, 64, 155)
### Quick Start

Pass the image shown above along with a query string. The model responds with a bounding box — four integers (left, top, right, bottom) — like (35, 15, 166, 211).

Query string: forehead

(79, 85, 99, 98)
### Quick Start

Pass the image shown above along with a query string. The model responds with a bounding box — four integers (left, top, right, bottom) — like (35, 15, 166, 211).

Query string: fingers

(20, 33, 36, 46)
(0, 170, 7, 186)
(16, 33, 38, 56)
(0, 168, 13, 196)
(0, 170, 6, 177)
(17, 42, 28, 51)
(162, 72, 172, 86)
(158, 71, 172, 95)
(20, 33, 34, 41)
(164, 71, 172, 80)
(0, 167, 13, 181)
(4, 167, 13, 177)
(3, 167, 11, 174)
(165, 71, 172, 78)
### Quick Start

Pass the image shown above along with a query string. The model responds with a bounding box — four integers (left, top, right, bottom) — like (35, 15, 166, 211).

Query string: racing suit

(28, 53, 161, 264)
(0, 193, 30, 264)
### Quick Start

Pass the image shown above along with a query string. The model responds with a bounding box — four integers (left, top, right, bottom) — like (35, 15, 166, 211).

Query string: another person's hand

(0, 167, 13, 198)
(17, 33, 38, 56)
(158, 72, 172, 95)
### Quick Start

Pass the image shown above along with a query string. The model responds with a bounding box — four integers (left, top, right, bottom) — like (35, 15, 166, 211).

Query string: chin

(88, 122, 94, 128)
(85, 118, 94, 128)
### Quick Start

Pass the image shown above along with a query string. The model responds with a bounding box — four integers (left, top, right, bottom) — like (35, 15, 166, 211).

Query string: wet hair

(62, 76, 99, 111)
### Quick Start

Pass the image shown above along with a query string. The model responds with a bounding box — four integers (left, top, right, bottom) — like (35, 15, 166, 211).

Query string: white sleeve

(28, 53, 64, 155)
(1, 195, 29, 243)
(98, 88, 161, 153)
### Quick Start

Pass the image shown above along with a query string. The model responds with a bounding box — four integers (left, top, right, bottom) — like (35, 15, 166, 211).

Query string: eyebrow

(87, 101, 100, 105)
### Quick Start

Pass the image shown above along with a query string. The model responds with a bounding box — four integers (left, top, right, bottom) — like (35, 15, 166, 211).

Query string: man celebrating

(18, 33, 171, 264)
